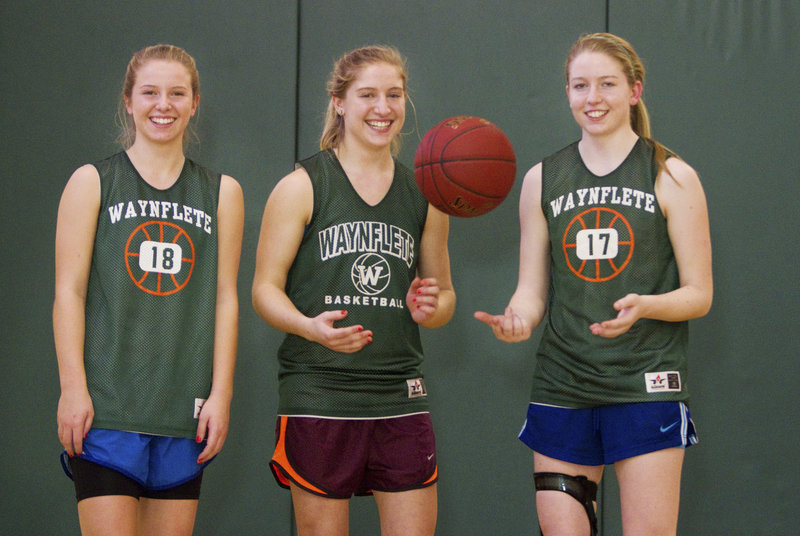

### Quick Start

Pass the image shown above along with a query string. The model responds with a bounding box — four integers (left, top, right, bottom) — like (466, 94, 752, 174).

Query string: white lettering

(104, 199, 213, 234)
(318, 221, 415, 267)
(548, 187, 656, 216)
(108, 203, 124, 223)
(323, 295, 406, 310)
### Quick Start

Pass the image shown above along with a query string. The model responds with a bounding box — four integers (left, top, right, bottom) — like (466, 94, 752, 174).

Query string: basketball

(414, 115, 516, 217)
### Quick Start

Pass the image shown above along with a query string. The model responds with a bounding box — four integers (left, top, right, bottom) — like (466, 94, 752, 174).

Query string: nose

(156, 93, 172, 110)
(587, 84, 602, 103)
(373, 95, 390, 114)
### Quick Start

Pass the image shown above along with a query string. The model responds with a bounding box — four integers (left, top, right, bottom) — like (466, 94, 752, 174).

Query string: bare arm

(590, 158, 713, 337)
(197, 174, 244, 463)
(53, 165, 100, 457)
(474, 163, 551, 342)
(406, 205, 456, 329)
(251, 168, 372, 352)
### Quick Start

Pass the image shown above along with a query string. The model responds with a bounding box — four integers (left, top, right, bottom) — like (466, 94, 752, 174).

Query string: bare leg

(615, 447, 684, 536)
(137, 497, 199, 536)
(533, 452, 604, 536)
(76, 495, 139, 536)
(291, 484, 350, 536)
(373, 484, 437, 536)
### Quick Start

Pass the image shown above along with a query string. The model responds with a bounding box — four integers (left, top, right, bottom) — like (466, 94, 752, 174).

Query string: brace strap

(534, 472, 598, 536)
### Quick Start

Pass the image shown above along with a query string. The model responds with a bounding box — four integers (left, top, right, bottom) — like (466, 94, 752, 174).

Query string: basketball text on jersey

(107, 199, 213, 234)
(324, 294, 405, 309)
(548, 186, 655, 218)
(319, 220, 414, 310)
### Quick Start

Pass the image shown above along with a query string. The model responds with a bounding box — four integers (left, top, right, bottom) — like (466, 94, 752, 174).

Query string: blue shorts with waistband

(60, 428, 211, 490)
(518, 401, 698, 466)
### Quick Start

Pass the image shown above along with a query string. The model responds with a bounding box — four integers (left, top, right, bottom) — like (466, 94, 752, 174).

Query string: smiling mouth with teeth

(586, 111, 606, 118)
(367, 120, 392, 129)
(151, 117, 176, 125)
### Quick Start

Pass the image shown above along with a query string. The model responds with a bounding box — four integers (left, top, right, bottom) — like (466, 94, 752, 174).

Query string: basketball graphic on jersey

(562, 207, 633, 282)
(351, 253, 391, 295)
(125, 220, 196, 295)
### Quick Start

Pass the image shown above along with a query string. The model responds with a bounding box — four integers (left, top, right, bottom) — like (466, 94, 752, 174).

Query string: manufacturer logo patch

(407, 378, 427, 398)
(194, 398, 206, 419)
(645, 371, 682, 393)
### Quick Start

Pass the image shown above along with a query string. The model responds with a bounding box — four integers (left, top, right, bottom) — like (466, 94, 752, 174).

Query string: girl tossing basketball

(252, 45, 455, 536)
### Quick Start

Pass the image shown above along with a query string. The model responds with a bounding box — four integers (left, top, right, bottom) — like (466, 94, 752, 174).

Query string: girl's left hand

(407, 277, 440, 324)
(590, 293, 642, 338)
(195, 392, 231, 464)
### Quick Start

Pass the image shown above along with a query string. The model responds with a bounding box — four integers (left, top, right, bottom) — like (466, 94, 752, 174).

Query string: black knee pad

(534, 472, 598, 536)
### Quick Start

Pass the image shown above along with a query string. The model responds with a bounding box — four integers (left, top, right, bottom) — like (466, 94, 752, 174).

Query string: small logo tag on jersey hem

(645, 371, 681, 393)
(407, 378, 427, 398)
(194, 398, 206, 419)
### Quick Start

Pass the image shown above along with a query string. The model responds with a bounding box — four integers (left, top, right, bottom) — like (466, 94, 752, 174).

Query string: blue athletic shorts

(518, 401, 698, 466)
(60, 429, 211, 490)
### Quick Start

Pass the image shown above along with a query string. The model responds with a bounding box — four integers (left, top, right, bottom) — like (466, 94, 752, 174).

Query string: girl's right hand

(308, 310, 373, 353)
(474, 306, 532, 343)
(57, 388, 94, 457)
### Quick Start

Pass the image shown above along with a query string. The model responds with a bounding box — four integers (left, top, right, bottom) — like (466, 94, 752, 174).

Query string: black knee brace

(534, 472, 598, 536)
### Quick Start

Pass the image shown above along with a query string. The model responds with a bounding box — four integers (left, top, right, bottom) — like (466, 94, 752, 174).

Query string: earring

(337, 108, 344, 116)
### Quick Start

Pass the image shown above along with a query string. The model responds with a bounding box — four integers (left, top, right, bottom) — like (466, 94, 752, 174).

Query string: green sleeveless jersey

(83, 152, 220, 438)
(277, 150, 430, 418)
(533, 139, 689, 408)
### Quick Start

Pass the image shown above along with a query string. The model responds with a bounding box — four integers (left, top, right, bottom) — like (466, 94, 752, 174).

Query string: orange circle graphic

(562, 207, 634, 282)
(125, 221, 195, 295)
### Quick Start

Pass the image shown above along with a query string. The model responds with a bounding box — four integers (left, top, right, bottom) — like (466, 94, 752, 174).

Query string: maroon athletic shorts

(270, 413, 438, 498)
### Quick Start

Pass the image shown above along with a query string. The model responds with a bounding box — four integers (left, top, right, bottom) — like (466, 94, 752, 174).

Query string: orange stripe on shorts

(271, 416, 329, 496)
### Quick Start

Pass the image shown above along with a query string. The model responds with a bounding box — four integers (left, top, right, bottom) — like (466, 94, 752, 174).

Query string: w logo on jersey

(351, 253, 391, 295)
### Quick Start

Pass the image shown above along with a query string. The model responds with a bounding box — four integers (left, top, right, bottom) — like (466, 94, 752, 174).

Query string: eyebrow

(355, 85, 403, 89)
(570, 73, 620, 79)
(137, 83, 191, 90)
(569, 74, 621, 83)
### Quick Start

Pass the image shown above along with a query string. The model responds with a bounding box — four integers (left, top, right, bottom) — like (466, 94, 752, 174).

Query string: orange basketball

(414, 116, 516, 217)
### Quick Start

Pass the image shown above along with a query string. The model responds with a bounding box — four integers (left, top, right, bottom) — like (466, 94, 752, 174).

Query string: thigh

(145, 435, 207, 490)
(363, 414, 437, 494)
(373, 485, 437, 536)
(137, 497, 199, 536)
(76, 495, 139, 536)
(615, 448, 684, 536)
(533, 452, 604, 536)
(290, 483, 350, 536)
(600, 402, 697, 464)
(141, 472, 203, 500)
(69, 456, 143, 501)
(519, 403, 605, 466)
(274, 416, 372, 498)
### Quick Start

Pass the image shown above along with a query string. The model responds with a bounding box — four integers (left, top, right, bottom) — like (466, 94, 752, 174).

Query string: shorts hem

(270, 460, 346, 499)
(61, 452, 210, 491)
(276, 410, 431, 420)
(518, 435, 605, 466)
(361, 472, 438, 496)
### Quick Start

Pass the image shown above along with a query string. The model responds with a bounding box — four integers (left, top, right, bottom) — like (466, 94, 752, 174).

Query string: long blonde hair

(116, 44, 200, 149)
(565, 33, 675, 176)
(319, 45, 409, 157)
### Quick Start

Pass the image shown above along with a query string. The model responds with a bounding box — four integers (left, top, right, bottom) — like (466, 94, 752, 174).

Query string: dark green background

(2, 1, 798, 534)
